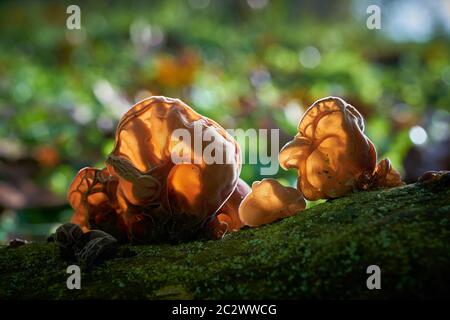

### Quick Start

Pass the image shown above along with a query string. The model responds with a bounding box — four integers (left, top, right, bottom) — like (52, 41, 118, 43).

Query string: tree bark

(1, 176, 449, 299)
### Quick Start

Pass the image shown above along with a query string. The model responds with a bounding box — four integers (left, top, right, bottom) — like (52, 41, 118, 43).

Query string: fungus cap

(216, 178, 251, 232)
(279, 96, 387, 200)
(238, 178, 305, 227)
(68, 96, 241, 243)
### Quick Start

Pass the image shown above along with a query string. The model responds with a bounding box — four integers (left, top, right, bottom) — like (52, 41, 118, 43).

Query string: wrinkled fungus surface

(279, 97, 403, 200)
(217, 179, 251, 230)
(238, 178, 305, 227)
(68, 96, 241, 243)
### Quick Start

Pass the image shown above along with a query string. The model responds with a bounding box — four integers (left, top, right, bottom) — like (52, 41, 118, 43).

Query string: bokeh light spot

(409, 126, 428, 145)
(299, 46, 321, 69)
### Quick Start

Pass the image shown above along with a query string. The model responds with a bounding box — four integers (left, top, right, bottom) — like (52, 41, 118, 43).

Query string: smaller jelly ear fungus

(360, 158, 403, 190)
(238, 178, 305, 227)
(216, 178, 251, 232)
(418, 170, 450, 184)
(279, 96, 403, 200)
(203, 178, 251, 239)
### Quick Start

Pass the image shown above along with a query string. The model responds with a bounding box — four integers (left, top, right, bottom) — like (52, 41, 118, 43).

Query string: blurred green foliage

(0, 0, 449, 241)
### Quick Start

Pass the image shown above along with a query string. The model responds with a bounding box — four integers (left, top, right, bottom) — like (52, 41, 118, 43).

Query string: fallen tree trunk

(1, 177, 449, 299)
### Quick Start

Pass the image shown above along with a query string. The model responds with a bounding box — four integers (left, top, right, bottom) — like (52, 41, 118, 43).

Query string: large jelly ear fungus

(279, 96, 402, 200)
(67, 167, 128, 242)
(238, 178, 305, 227)
(68, 96, 241, 243)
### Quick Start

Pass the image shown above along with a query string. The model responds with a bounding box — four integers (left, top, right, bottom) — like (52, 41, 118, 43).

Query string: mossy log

(1, 177, 449, 299)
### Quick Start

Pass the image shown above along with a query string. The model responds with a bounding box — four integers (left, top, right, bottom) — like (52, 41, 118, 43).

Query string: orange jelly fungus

(279, 97, 403, 201)
(238, 178, 306, 227)
(204, 178, 251, 239)
(68, 96, 241, 243)
(217, 179, 251, 230)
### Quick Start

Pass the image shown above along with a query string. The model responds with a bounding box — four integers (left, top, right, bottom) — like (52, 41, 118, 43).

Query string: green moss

(1, 181, 449, 299)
